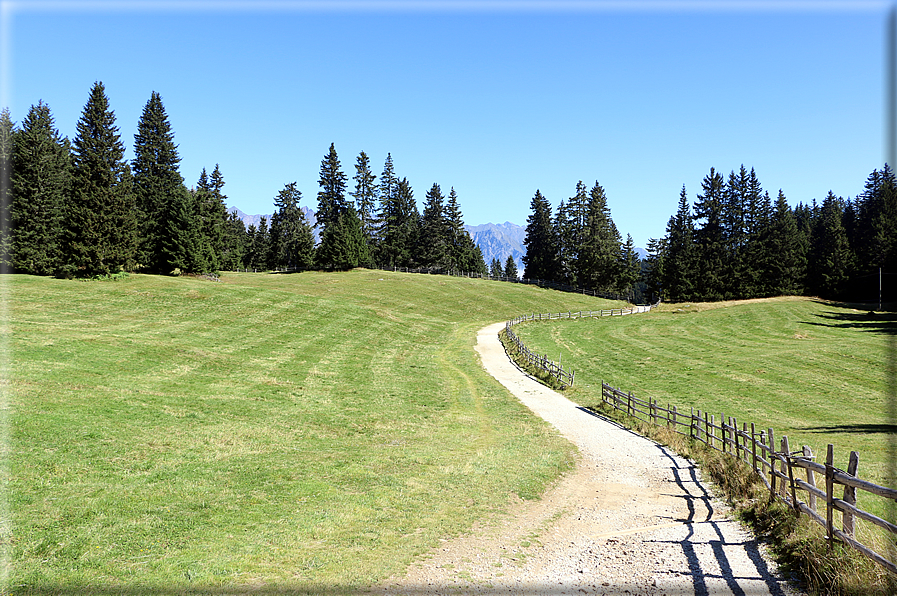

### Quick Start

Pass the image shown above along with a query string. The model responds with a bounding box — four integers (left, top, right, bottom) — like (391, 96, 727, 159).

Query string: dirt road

(380, 322, 801, 595)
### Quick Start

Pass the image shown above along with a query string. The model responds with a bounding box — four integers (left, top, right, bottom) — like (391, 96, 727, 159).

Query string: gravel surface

(376, 321, 803, 596)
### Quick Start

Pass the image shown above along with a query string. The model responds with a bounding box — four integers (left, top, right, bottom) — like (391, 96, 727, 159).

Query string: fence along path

(503, 301, 659, 387)
(600, 382, 897, 576)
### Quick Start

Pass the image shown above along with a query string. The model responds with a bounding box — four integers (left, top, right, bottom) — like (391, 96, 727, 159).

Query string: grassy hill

(5, 270, 624, 594)
(514, 296, 897, 498)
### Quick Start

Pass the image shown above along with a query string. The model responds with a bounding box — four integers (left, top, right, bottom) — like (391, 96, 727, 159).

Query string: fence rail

(600, 381, 897, 575)
(502, 301, 660, 387)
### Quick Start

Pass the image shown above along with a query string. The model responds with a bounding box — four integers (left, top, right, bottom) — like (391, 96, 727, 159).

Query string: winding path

(382, 321, 802, 595)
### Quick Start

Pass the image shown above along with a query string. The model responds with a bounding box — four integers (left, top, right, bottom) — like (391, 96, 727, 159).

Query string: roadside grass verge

(511, 296, 897, 594)
(5, 270, 624, 594)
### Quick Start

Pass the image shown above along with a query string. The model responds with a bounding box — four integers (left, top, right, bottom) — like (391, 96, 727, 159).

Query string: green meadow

(5, 270, 623, 594)
(514, 297, 897, 512)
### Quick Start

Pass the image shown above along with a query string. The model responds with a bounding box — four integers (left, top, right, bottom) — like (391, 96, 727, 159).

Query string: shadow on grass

(802, 302, 897, 335)
(799, 423, 897, 434)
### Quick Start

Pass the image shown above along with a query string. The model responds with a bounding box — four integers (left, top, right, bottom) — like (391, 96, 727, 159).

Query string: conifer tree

(132, 91, 184, 271)
(316, 206, 370, 270)
(270, 182, 314, 271)
(762, 190, 805, 296)
(522, 189, 555, 281)
(379, 175, 418, 268)
(350, 151, 378, 250)
(504, 254, 518, 279)
(808, 191, 852, 297)
(10, 101, 71, 275)
(419, 183, 449, 267)
(553, 199, 576, 285)
(0, 108, 13, 271)
(643, 236, 667, 302)
(315, 144, 354, 269)
(65, 81, 137, 276)
(221, 210, 247, 271)
(490, 257, 503, 277)
(576, 180, 621, 292)
(158, 187, 199, 274)
(444, 187, 468, 270)
(316, 143, 348, 231)
(618, 234, 640, 298)
(693, 168, 726, 300)
(663, 185, 697, 301)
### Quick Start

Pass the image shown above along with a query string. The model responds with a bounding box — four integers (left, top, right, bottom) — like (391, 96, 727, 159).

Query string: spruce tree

(0, 108, 13, 271)
(693, 168, 727, 301)
(444, 187, 467, 270)
(643, 236, 667, 302)
(808, 191, 852, 298)
(132, 91, 185, 271)
(10, 101, 71, 275)
(762, 190, 804, 296)
(316, 206, 370, 270)
(221, 210, 247, 271)
(490, 257, 503, 277)
(315, 144, 353, 269)
(663, 185, 697, 302)
(271, 182, 314, 271)
(65, 82, 137, 276)
(553, 199, 576, 285)
(522, 189, 555, 281)
(350, 151, 378, 251)
(618, 234, 640, 298)
(504, 255, 518, 279)
(419, 183, 449, 268)
(158, 187, 199, 274)
(576, 180, 621, 292)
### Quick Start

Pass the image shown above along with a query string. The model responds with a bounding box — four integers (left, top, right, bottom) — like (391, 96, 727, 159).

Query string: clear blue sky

(2, 1, 892, 249)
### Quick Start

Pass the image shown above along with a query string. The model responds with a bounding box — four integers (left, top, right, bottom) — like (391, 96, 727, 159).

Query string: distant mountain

(465, 222, 525, 275)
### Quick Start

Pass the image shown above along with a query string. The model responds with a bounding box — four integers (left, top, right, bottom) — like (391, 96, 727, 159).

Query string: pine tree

(553, 199, 576, 285)
(132, 91, 185, 272)
(808, 191, 852, 298)
(504, 254, 518, 279)
(158, 187, 199, 274)
(0, 108, 14, 271)
(762, 190, 804, 296)
(10, 101, 71, 275)
(618, 234, 640, 298)
(270, 182, 314, 271)
(316, 143, 348, 231)
(65, 82, 137, 276)
(316, 206, 370, 270)
(576, 180, 621, 292)
(663, 185, 697, 301)
(643, 236, 667, 302)
(379, 174, 419, 268)
(350, 151, 378, 251)
(418, 183, 449, 268)
(221, 210, 247, 271)
(489, 257, 502, 277)
(693, 168, 726, 301)
(444, 187, 468, 271)
(522, 189, 555, 281)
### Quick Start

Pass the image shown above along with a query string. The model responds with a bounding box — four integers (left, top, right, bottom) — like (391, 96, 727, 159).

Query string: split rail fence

(502, 302, 660, 387)
(601, 381, 897, 575)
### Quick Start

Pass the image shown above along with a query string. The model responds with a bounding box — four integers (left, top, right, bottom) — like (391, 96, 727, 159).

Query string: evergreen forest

(4, 82, 896, 304)
(0, 83, 488, 277)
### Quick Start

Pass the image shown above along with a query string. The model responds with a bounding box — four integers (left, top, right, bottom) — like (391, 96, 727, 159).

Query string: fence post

(843, 451, 859, 538)
(825, 444, 835, 546)
(751, 423, 758, 475)
(627, 392, 633, 416)
(667, 403, 671, 427)
(733, 417, 739, 461)
(672, 406, 677, 430)
(768, 428, 776, 499)
(709, 414, 715, 449)
(783, 436, 798, 516)
(803, 445, 817, 513)
(721, 415, 727, 453)
(690, 408, 695, 439)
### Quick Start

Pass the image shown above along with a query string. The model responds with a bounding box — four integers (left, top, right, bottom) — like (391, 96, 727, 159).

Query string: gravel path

(379, 322, 803, 596)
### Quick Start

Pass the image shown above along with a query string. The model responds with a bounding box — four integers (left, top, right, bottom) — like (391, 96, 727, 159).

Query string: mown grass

(5, 270, 624, 594)
(513, 296, 897, 594)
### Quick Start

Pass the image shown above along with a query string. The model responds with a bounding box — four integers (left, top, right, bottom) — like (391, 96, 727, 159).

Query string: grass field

(4, 270, 625, 594)
(513, 297, 897, 519)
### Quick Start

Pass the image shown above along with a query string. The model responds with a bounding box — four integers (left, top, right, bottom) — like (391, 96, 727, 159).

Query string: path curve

(382, 321, 801, 595)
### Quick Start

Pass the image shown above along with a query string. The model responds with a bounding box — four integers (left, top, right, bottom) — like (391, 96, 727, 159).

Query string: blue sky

(2, 1, 892, 248)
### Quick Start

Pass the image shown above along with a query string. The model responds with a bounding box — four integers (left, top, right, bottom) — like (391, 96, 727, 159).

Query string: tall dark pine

(553, 199, 576, 285)
(132, 91, 185, 272)
(419, 183, 449, 268)
(504, 254, 518, 279)
(350, 151, 378, 250)
(808, 191, 852, 298)
(618, 234, 640, 298)
(662, 185, 697, 301)
(576, 180, 621, 292)
(762, 190, 805, 296)
(270, 182, 314, 271)
(0, 108, 13, 271)
(522, 189, 555, 281)
(10, 101, 71, 275)
(66, 82, 137, 276)
(315, 144, 354, 269)
(643, 236, 667, 302)
(693, 168, 726, 301)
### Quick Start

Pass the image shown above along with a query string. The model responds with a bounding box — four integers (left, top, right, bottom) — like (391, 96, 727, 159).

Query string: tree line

(521, 181, 641, 298)
(0, 82, 488, 277)
(641, 164, 897, 302)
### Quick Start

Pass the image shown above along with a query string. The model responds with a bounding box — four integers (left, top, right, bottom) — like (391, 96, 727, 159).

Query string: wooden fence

(502, 302, 660, 387)
(600, 381, 897, 575)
